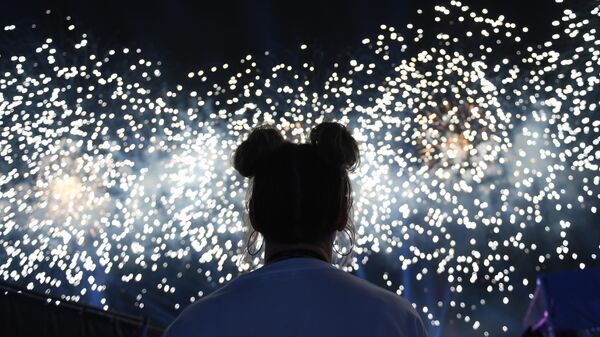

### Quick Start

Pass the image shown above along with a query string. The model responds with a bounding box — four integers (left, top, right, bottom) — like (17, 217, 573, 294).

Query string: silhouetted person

(163, 122, 428, 337)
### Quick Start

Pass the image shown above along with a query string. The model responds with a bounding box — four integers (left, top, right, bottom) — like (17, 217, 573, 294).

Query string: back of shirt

(163, 257, 429, 337)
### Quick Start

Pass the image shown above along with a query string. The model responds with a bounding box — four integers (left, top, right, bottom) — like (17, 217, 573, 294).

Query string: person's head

(233, 122, 360, 256)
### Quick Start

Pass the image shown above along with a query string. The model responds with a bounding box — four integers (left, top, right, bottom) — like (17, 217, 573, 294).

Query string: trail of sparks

(1, 1, 599, 335)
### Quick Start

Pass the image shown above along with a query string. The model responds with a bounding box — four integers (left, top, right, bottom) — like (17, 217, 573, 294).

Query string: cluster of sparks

(1, 1, 600, 335)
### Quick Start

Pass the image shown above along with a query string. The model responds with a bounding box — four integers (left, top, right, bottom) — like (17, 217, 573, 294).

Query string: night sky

(2, 0, 557, 80)
(2, 1, 597, 336)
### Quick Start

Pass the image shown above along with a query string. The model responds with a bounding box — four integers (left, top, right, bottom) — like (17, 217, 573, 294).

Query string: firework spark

(1, 1, 599, 335)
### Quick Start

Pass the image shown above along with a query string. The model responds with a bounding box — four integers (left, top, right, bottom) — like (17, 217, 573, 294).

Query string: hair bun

(233, 126, 284, 177)
(310, 122, 360, 171)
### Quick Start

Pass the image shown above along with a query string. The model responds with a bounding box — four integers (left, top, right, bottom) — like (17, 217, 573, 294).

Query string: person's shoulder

(162, 283, 234, 337)
(162, 298, 208, 337)
(327, 269, 428, 336)
(328, 268, 408, 303)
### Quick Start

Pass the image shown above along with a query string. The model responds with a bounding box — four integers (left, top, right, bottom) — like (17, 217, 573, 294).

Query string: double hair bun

(233, 122, 359, 178)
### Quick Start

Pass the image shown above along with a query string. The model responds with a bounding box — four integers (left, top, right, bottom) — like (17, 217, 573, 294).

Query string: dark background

(0, 0, 578, 336)
(2, 0, 557, 81)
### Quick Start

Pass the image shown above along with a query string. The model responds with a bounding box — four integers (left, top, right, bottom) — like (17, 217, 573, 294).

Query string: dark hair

(233, 122, 360, 245)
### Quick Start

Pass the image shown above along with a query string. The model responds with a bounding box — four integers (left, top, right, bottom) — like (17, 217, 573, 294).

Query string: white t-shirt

(163, 257, 429, 337)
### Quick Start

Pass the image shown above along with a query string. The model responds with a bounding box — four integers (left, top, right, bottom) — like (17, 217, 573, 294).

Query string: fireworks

(1, 1, 600, 336)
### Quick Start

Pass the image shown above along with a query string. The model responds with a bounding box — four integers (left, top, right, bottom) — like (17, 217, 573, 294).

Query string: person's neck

(264, 240, 333, 265)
